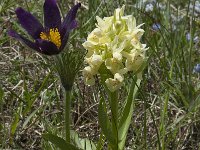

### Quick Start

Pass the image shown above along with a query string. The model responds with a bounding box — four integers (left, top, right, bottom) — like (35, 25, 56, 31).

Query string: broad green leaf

(96, 133, 104, 150)
(71, 130, 82, 148)
(42, 133, 82, 150)
(98, 98, 116, 148)
(80, 138, 96, 150)
(71, 130, 96, 150)
(118, 78, 141, 149)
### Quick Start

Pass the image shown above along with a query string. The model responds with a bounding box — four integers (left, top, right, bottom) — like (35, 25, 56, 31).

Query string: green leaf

(71, 130, 96, 150)
(118, 78, 141, 149)
(22, 106, 41, 129)
(42, 133, 82, 150)
(189, 94, 200, 112)
(71, 130, 82, 148)
(23, 71, 52, 116)
(11, 109, 20, 136)
(96, 133, 104, 150)
(163, 82, 189, 108)
(98, 98, 116, 148)
(80, 138, 96, 150)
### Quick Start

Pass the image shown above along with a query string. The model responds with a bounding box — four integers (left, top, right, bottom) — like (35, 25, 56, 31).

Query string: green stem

(64, 89, 72, 143)
(109, 91, 118, 149)
(161, 92, 169, 150)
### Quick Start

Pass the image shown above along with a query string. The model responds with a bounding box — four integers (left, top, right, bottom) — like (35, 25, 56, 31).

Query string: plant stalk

(110, 91, 118, 149)
(64, 89, 72, 143)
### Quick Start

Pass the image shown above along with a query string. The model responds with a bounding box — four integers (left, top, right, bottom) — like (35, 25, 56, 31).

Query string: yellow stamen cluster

(40, 28, 61, 48)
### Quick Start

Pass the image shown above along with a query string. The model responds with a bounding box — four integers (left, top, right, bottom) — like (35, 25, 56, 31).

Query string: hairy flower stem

(64, 89, 72, 143)
(110, 91, 119, 149)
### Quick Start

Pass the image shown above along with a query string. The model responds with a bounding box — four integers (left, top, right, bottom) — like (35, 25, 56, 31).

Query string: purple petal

(69, 20, 78, 29)
(44, 0, 61, 29)
(194, 64, 200, 73)
(36, 39, 60, 55)
(8, 30, 59, 55)
(152, 23, 161, 31)
(61, 3, 81, 37)
(59, 3, 81, 50)
(15, 7, 43, 39)
(59, 20, 78, 50)
(8, 29, 40, 51)
(60, 32, 70, 50)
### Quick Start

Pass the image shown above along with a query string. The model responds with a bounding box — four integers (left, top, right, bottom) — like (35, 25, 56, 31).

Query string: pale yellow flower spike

(82, 5, 147, 91)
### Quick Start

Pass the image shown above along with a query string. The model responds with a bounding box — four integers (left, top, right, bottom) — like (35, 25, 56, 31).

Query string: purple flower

(193, 64, 200, 73)
(186, 33, 199, 44)
(8, 0, 81, 55)
(186, 33, 191, 41)
(152, 23, 161, 31)
(145, 3, 154, 12)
